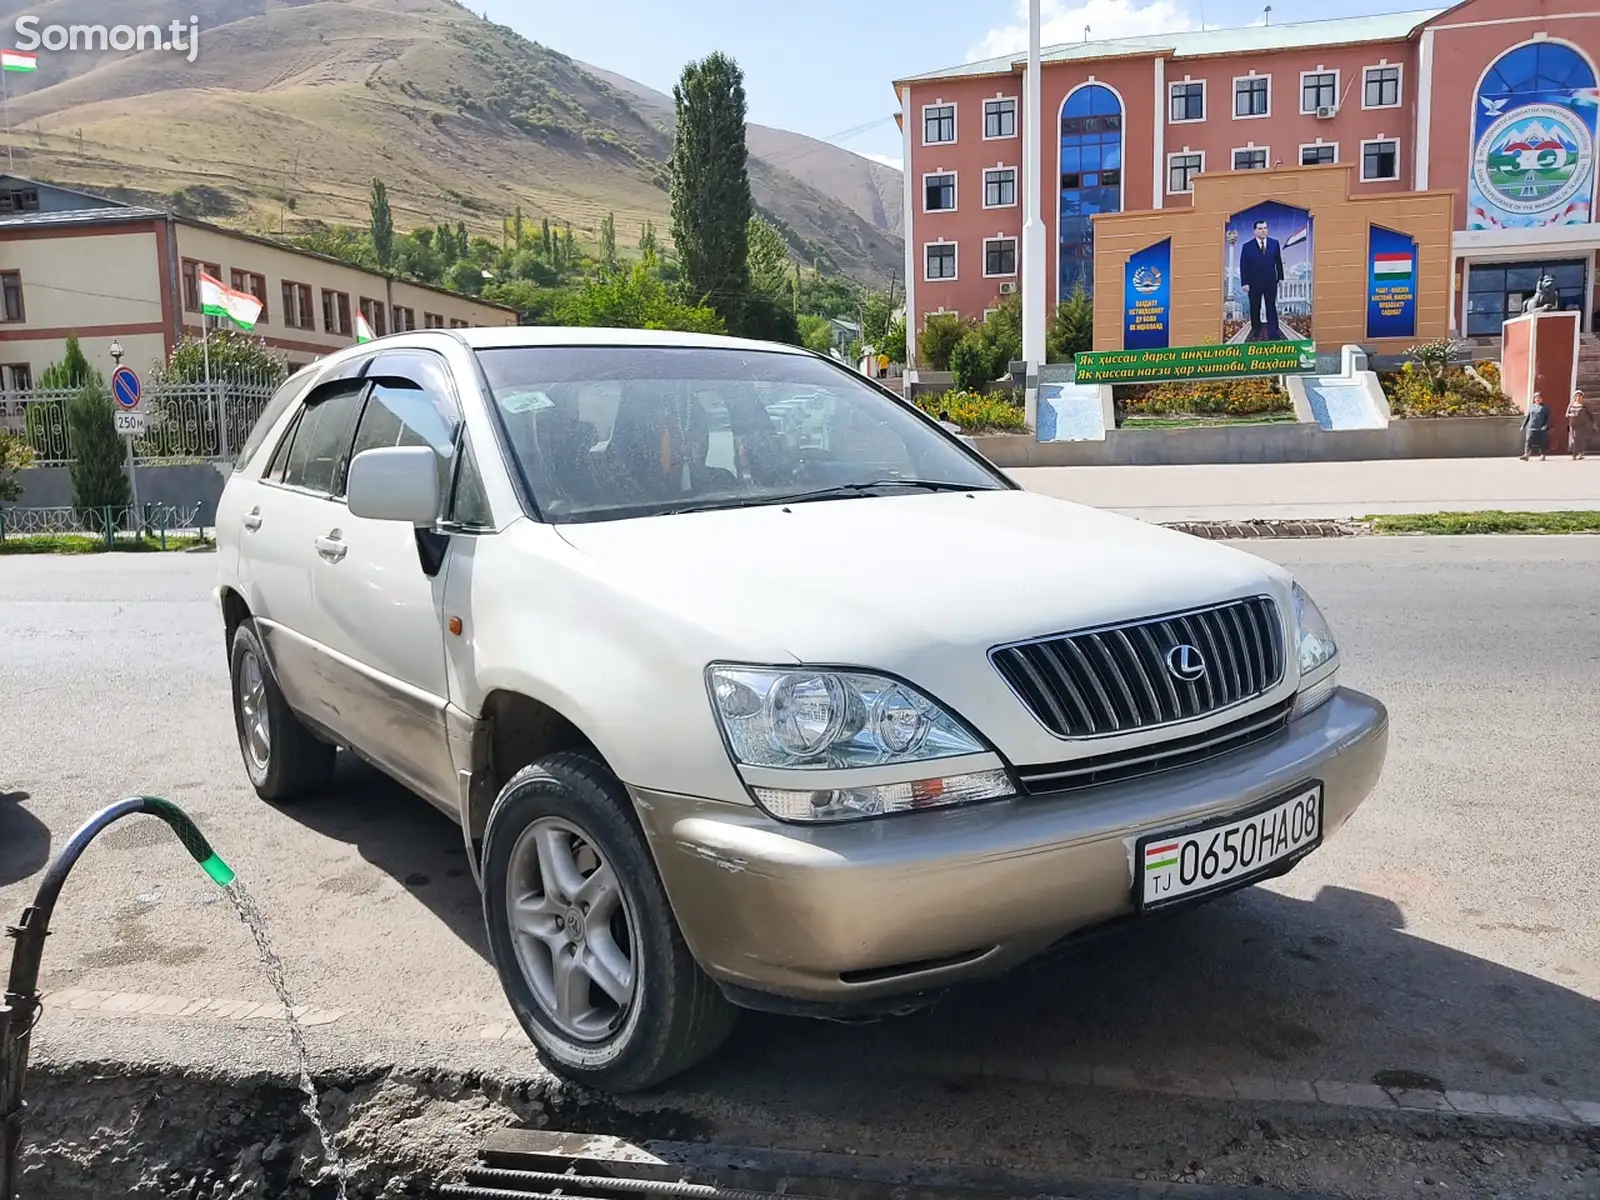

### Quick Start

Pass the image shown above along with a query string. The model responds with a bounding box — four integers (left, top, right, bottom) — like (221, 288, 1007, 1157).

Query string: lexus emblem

(1166, 643, 1207, 682)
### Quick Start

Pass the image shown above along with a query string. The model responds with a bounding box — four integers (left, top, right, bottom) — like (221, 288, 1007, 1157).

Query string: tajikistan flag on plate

(197, 270, 262, 331)
(2, 50, 37, 72)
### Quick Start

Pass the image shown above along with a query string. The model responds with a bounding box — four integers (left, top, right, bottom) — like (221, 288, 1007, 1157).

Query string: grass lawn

(0, 534, 208, 555)
(1363, 511, 1600, 535)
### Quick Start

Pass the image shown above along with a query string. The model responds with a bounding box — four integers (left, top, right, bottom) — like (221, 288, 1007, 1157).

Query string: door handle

(314, 533, 347, 562)
(242, 508, 262, 532)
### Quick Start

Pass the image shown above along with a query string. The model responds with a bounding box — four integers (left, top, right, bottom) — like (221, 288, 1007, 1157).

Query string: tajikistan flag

(354, 312, 377, 344)
(2, 50, 37, 72)
(197, 270, 262, 331)
(1373, 250, 1414, 281)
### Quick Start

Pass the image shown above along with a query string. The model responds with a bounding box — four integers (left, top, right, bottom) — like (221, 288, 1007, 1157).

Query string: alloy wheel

(238, 650, 271, 770)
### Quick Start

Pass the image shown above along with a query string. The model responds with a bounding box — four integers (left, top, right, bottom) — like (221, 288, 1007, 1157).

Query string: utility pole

(1021, 0, 1046, 431)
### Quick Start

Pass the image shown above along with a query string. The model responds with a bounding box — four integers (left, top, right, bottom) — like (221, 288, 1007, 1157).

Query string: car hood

(553, 489, 1289, 666)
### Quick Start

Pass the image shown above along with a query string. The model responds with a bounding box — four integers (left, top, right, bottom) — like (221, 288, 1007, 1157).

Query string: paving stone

(1444, 1091, 1497, 1116)
(1313, 1080, 1395, 1108)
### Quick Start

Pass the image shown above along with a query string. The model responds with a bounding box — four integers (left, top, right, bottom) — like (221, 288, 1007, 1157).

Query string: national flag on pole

(2, 50, 37, 72)
(354, 312, 377, 344)
(1373, 251, 1413, 279)
(197, 270, 262, 331)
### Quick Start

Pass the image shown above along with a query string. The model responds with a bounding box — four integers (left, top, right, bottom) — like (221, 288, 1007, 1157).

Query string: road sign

(114, 411, 146, 436)
(111, 366, 142, 410)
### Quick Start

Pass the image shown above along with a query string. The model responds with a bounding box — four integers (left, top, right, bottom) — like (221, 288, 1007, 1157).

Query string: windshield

(475, 345, 1007, 523)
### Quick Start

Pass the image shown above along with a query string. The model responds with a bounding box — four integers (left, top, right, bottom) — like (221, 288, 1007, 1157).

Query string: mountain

(579, 65, 903, 240)
(0, 0, 904, 285)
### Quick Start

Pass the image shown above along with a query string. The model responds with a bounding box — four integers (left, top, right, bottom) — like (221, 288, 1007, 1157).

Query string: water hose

(1, 797, 234, 1200)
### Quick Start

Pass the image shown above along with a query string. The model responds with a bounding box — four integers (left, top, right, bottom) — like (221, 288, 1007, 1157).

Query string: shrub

(1048, 284, 1094, 362)
(948, 335, 989, 392)
(0, 429, 31, 502)
(920, 312, 967, 371)
(913, 388, 1026, 433)
(65, 385, 131, 513)
(1115, 378, 1291, 417)
(1380, 364, 1516, 418)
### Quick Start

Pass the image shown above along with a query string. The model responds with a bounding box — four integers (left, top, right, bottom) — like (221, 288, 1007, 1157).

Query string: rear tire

(481, 753, 736, 1092)
(229, 619, 336, 801)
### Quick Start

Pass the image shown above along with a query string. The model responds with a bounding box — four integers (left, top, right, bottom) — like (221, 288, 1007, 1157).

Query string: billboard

(1366, 225, 1418, 340)
(1075, 340, 1316, 384)
(1223, 201, 1313, 345)
(1122, 238, 1171, 350)
(1468, 51, 1598, 230)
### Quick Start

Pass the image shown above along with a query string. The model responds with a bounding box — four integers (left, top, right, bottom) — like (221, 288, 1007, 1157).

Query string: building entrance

(1465, 258, 1589, 336)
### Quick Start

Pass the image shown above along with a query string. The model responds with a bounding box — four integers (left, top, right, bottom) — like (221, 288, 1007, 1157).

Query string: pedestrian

(1520, 392, 1550, 461)
(1568, 389, 1593, 460)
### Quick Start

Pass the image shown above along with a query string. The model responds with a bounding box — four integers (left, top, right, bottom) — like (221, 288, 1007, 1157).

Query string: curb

(1162, 519, 1367, 540)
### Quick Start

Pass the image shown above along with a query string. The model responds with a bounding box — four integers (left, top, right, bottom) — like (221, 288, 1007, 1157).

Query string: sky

(481, 0, 1436, 170)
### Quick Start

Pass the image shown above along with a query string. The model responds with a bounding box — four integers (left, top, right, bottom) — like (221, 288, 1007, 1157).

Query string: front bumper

(632, 687, 1388, 1008)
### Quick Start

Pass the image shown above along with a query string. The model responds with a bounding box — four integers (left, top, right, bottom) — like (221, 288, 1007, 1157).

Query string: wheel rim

(505, 817, 638, 1043)
(237, 650, 271, 770)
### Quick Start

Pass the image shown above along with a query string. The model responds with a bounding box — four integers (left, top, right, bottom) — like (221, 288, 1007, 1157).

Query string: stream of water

(225, 881, 351, 1200)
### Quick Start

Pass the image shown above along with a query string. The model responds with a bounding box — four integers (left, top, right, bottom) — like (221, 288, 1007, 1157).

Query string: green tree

(798, 313, 834, 354)
(39, 335, 100, 389)
(445, 259, 486, 295)
(154, 330, 288, 386)
(882, 312, 908, 365)
(0, 430, 31, 502)
(509, 250, 559, 286)
(797, 273, 860, 320)
(859, 289, 898, 348)
(949, 336, 989, 392)
(598, 212, 618, 270)
(484, 279, 567, 325)
(560, 260, 724, 333)
(436, 222, 460, 267)
(670, 52, 753, 333)
(1049, 284, 1095, 362)
(369, 178, 395, 271)
(66, 384, 131, 513)
(541, 217, 553, 257)
(30, 336, 102, 457)
(747, 216, 791, 299)
(639, 220, 658, 257)
(513, 205, 525, 251)
(920, 312, 967, 371)
(741, 293, 800, 345)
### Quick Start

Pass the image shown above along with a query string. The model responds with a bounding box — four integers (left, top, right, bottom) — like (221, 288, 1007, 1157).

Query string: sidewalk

(1010, 457, 1600, 523)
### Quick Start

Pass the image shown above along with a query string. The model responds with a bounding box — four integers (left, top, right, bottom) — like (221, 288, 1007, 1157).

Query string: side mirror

(346, 446, 440, 526)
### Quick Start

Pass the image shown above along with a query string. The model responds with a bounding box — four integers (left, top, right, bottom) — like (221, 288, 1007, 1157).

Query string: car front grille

(1014, 696, 1294, 795)
(991, 596, 1285, 739)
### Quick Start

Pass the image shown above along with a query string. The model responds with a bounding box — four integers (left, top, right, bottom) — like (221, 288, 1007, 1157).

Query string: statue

(1523, 275, 1561, 314)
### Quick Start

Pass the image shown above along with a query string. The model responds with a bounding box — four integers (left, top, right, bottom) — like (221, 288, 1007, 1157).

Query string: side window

(236, 371, 317, 473)
(263, 409, 303, 483)
(449, 439, 493, 529)
(281, 386, 364, 495)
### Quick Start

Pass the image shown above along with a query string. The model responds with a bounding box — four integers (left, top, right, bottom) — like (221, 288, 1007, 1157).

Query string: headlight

(1292, 583, 1338, 718)
(707, 665, 1014, 822)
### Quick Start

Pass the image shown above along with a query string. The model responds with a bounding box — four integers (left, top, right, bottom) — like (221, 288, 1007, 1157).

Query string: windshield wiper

(764, 479, 993, 505)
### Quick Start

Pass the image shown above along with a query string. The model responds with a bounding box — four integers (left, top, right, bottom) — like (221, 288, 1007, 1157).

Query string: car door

(244, 379, 369, 738)
(307, 350, 462, 806)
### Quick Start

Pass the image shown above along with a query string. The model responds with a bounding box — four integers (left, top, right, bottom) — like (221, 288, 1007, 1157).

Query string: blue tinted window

(1480, 43, 1595, 94)
(1059, 84, 1123, 298)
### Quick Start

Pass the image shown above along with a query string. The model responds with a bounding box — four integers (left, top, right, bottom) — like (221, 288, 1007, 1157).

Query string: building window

(0, 272, 22, 323)
(1234, 75, 1269, 118)
(393, 306, 416, 332)
(323, 289, 352, 336)
(1232, 146, 1268, 170)
(281, 281, 313, 329)
(983, 237, 1017, 277)
(923, 171, 957, 212)
(1058, 83, 1123, 299)
(230, 269, 268, 323)
(925, 242, 957, 281)
(983, 167, 1017, 208)
(1300, 142, 1337, 165)
(923, 103, 955, 145)
(1169, 80, 1205, 123)
(983, 97, 1017, 139)
(0, 186, 38, 213)
(1167, 151, 1203, 194)
(1300, 70, 1338, 114)
(181, 258, 222, 312)
(424, 312, 444, 329)
(4, 364, 32, 391)
(359, 297, 388, 337)
(1361, 137, 1399, 182)
(1364, 65, 1401, 109)
(449, 318, 470, 329)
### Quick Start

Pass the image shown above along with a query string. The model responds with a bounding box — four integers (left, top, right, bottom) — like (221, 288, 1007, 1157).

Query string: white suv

(216, 328, 1388, 1091)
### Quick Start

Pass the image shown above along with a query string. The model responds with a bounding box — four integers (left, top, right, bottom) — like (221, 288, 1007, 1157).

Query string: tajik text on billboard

(1123, 238, 1171, 350)
(1074, 340, 1316, 384)
(1365, 225, 1418, 340)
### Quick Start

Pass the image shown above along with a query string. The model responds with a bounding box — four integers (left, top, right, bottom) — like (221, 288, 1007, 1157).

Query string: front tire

(481, 753, 736, 1091)
(229, 619, 336, 801)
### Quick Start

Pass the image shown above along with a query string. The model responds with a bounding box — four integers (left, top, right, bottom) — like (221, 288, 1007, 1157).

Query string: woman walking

(1520, 391, 1550, 461)
(1568, 389, 1594, 460)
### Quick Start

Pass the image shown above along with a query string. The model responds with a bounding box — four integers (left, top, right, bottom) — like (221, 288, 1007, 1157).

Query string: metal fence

(0, 374, 278, 467)
(0, 502, 208, 548)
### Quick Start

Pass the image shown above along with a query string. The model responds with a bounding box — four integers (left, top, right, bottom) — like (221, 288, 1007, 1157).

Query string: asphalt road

(3, 538, 1600, 1173)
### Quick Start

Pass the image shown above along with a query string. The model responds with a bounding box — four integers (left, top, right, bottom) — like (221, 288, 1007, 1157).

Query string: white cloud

(862, 152, 904, 171)
(969, 0, 1195, 62)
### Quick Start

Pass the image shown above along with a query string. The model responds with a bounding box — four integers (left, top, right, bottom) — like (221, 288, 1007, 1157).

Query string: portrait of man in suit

(1238, 219, 1284, 340)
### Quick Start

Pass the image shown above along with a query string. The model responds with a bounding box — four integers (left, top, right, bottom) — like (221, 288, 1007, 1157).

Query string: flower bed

(1379, 362, 1517, 418)
(913, 389, 1027, 434)
(1113, 378, 1292, 423)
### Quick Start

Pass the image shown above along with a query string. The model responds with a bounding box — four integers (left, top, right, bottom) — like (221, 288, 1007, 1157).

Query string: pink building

(893, 1, 1600, 362)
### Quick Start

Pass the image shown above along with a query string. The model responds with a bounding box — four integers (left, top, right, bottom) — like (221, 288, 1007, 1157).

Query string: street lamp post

(1021, 0, 1046, 433)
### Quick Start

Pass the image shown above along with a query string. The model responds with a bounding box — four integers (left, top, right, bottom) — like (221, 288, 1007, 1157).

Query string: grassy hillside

(0, 0, 903, 283)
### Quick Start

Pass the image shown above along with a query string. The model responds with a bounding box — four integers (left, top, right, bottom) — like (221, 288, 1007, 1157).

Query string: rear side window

(346, 366, 462, 500)
(280, 386, 364, 495)
(234, 370, 318, 473)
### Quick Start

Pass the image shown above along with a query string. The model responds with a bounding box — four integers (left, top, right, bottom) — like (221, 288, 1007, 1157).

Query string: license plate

(1138, 784, 1323, 911)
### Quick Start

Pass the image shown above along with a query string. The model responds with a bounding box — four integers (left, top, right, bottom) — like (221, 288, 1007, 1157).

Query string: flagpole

(202, 317, 227, 461)
(3, 67, 13, 174)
